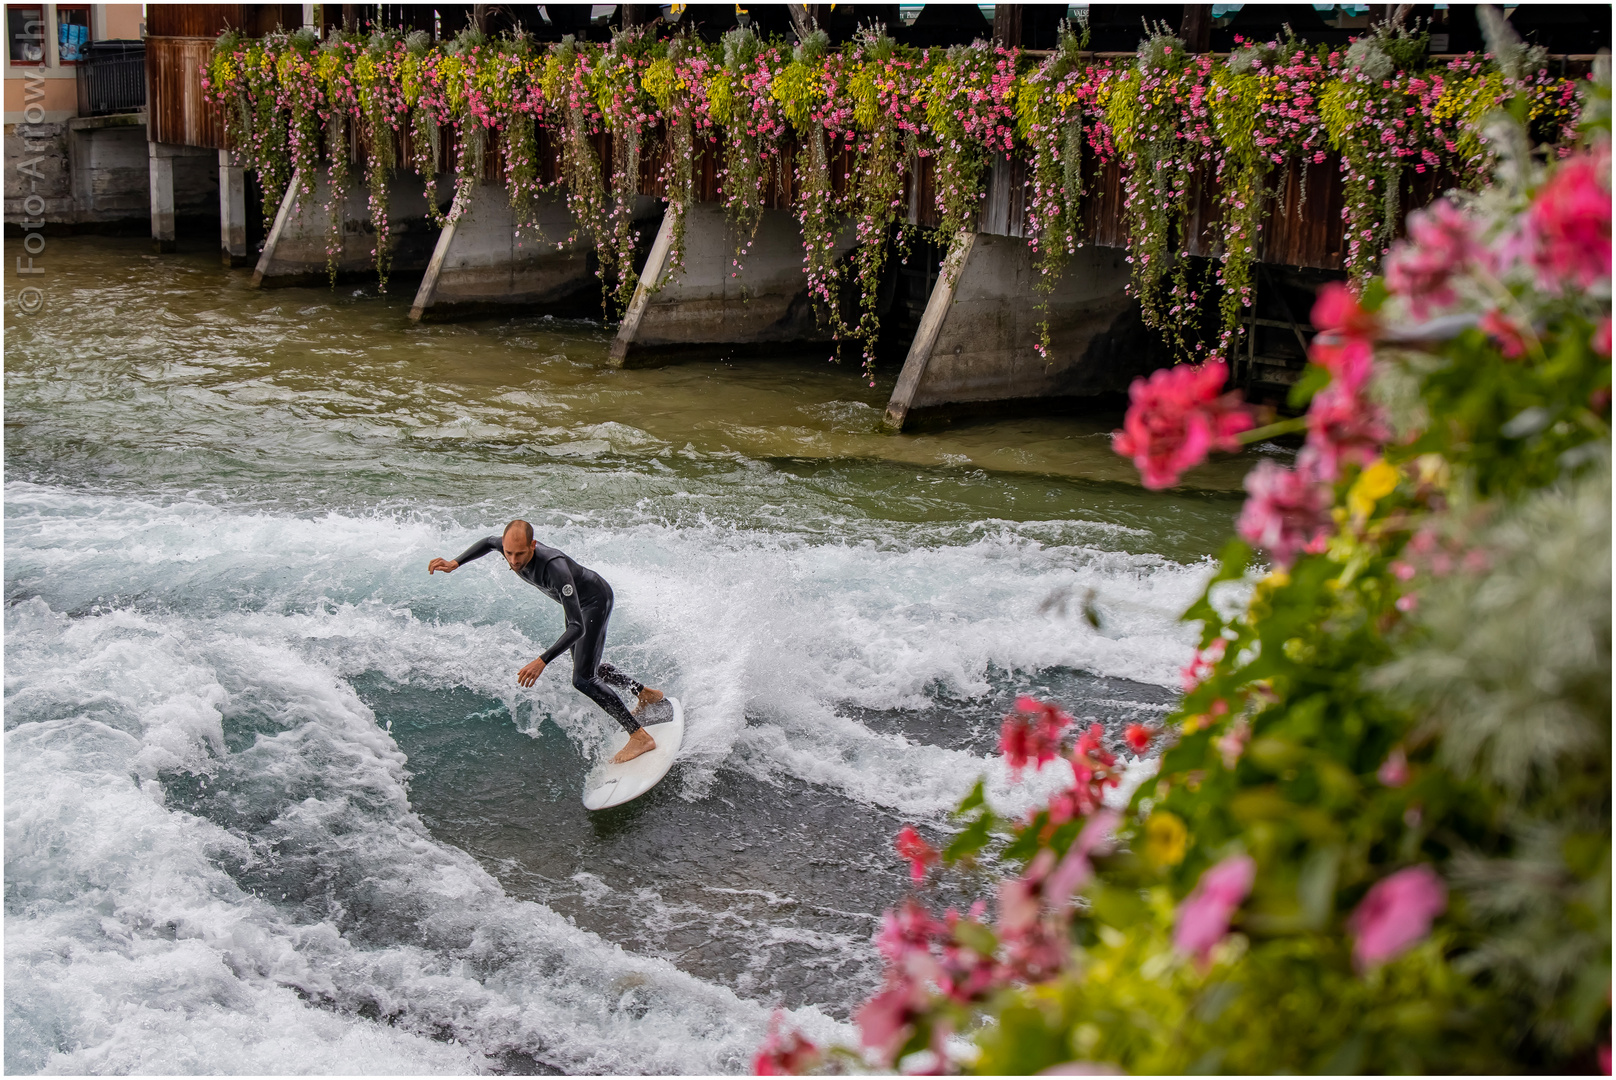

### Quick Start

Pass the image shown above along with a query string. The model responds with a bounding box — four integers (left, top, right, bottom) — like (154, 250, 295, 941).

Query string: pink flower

(1000, 697, 1071, 779)
(1348, 864, 1447, 969)
(1068, 723, 1120, 815)
(1310, 283, 1378, 395)
(1174, 853, 1257, 962)
(1046, 809, 1120, 907)
(895, 825, 939, 884)
(1594, 317, 1612, 357)
(855, 976, 929, 1061)
(997, 849, 1070, 982)
(1312, 281, 1379, 340)
(1529, 150, 1612, 291)
(1236, 459, 1334, 566)
(1384, 199, 1479, 317)
(1181, 638, 1226, 690)
(1305, 385, 1390, 480)
(1124, 723, 1153, 754)
(753, 1011, 821, 1075)
(1479, 308, 1529, 359)
(1377, 747, 1409, 787)
(1112, 360, 1254, 489)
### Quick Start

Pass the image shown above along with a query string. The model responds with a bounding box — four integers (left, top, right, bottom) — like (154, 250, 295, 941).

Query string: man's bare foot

(633, 686, 665, 714)
(612, 727, 656, 764)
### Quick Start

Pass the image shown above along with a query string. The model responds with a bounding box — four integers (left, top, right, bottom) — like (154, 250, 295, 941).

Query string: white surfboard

(582, 697, 684, 810)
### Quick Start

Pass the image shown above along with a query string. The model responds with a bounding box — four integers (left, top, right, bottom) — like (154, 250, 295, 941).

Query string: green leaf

(1289, 362, 1331, 409)
(944, 809, 996, 863)
(955, 777, 987, 816)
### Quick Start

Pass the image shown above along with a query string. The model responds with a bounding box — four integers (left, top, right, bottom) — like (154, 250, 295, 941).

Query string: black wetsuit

(454, 536, 646, 734)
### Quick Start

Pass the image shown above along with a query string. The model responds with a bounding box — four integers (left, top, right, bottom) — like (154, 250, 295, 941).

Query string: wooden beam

(992, 3, 1022, 48)
(1179, 4, 1212, 52)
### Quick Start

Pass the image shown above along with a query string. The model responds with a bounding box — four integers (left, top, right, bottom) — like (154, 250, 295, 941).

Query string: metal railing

(75, 39, 145, 117)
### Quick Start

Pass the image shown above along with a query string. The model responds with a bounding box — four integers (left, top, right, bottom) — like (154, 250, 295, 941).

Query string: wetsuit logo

(562, 584, 574, 596)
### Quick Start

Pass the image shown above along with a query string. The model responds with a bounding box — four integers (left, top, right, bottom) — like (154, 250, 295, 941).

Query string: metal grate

(76, 39, 146, 117)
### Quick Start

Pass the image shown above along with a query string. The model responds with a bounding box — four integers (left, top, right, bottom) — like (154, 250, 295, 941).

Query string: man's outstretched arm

(428, 535, 501, 574)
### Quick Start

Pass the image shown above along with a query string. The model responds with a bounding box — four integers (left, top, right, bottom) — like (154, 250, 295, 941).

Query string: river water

(5, 237, 1258, 1074)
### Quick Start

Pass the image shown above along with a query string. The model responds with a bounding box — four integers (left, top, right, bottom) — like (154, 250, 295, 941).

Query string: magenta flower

(1237, 458, 1334, 566)
(1529, 149, 1612, 291)
(1174, 853, 1257, 962)
(1384, 199, 1480, 317)
(1000, 697, 1071, 779)
(753, 1011, 820, 1076)
(1305, 384, 1390, 481)
(894, 825, 939, 884)
(1310, 283, 1378, 395)
(1377, 747, 1410, 787)
(1113, 360, 1254, 489)
(1479, 308, 1530, 359)
(1348, 865, 1447, 969)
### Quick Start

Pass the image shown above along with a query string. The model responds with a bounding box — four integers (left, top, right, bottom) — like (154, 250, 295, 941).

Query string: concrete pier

(610, 202, 857, 368)
(251, 168, 445, 288)
(218, 150, 249, 266)
(148, 140, 176, 251)
(881, 233, 1145, 431)
(409, 184, 595, 321)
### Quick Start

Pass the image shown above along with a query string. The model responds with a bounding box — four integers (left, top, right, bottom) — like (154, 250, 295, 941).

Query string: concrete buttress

(609, 202, 856, 368)
(251, 168, 444, 288)
(882, 233, 1143, 431)
(409, 184, 596, 321)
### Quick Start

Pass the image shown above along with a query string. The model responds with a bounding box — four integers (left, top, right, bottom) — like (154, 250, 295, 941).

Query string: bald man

(429, 519, 664, 764)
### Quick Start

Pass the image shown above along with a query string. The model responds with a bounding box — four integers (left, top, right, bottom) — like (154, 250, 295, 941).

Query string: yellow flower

(1347, 458, 1400, 520)
(1143, 811, 1188, 867)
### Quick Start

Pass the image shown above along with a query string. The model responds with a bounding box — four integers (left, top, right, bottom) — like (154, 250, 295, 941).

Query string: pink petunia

(1348, 864, 1447, 969)
(1529, 149, 1612, 291)
(1236, 458, 1334, 567)
(1305, 385, 1390, 481)
(1174, 853, 1257, 962)
(1384, 199, 1480, 318)
(1309, 283, 1379, 395)
(1112, 360, 1254, 489)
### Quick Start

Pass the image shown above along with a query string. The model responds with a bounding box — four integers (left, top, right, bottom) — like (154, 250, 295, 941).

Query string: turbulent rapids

(4, 238, 1252, 1074)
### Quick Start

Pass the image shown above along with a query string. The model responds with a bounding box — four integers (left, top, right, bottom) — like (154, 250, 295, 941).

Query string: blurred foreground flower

(1112, 359, 1253, 489)
(753, 1011, 821, 1076)
(1348, 865, 1447, 969)
(1173, 853, 1256, 963)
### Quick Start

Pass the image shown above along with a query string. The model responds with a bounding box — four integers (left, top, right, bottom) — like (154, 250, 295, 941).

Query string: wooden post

(992, 3, 1022, 47)
(1179, 4, 1212, 51)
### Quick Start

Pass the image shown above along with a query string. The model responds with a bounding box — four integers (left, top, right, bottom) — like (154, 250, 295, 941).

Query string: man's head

(501, 519, 536, 570)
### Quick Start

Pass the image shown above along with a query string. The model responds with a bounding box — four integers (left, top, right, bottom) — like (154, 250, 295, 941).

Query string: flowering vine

(205, 21, 1584, 371)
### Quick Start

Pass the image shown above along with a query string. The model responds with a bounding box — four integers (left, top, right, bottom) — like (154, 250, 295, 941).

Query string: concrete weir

(610, 202, 856, 368)
(252, 169, 445, 288)
(409, 185, 596, 321)
(881, 233, 1139, 431)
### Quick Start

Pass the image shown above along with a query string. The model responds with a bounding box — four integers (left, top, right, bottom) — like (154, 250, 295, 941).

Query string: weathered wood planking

(146, 37, 226, 149)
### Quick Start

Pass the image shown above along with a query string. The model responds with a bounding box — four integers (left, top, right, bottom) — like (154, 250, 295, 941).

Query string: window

(7, 4, 45, 64)
(57, 3, 91, 63)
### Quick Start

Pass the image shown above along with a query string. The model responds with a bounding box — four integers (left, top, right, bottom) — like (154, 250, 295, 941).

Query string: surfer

(428, 520, 664, 764)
